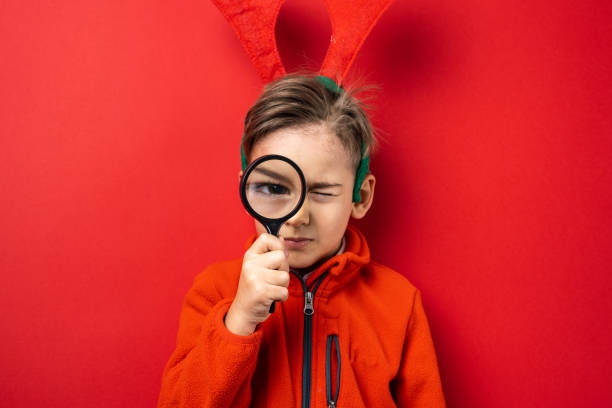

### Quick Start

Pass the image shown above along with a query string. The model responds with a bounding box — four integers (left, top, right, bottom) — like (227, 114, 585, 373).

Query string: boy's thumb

(279, 236, 289, 258)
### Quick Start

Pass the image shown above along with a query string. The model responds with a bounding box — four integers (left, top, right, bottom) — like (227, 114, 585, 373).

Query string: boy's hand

(224, 233, 290, 336)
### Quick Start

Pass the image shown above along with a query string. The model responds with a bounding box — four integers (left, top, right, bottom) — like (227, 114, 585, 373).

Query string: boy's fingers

(263, 269, 291, 288)
(254, 250, 288, 271)
(278, 255, 290, 273)
(246, 233, 284, 257)
(267, 285, 289, 303)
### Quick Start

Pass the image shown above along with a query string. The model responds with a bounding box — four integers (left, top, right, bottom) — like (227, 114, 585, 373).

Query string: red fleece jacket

(157, 225, 446, 407)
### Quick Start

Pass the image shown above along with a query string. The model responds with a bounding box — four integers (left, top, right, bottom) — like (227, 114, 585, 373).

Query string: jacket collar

(244, 224, 371, 296)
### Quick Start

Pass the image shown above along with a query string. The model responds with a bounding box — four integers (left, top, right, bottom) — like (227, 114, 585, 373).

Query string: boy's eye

(311, 191, 335, 197)
(253, 183, 290, 196)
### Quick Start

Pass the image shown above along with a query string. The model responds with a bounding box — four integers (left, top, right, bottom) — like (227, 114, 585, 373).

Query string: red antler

(320, 0, 394, 86)
(210, 0, 287, 83)
(211, 0, 394, 85)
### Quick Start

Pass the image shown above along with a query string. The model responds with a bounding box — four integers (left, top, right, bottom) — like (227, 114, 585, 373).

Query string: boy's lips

(283, 237, 312, 249)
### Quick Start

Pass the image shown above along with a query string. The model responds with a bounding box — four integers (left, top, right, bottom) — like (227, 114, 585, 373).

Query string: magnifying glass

(239, 154, 307, 313)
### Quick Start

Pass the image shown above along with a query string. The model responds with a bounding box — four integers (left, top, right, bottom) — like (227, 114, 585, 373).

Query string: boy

(157, 74, 446, 407)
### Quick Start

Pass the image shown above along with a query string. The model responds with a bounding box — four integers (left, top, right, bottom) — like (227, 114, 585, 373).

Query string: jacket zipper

(290, 268, 331, 408)
(326, 334, 341, 408)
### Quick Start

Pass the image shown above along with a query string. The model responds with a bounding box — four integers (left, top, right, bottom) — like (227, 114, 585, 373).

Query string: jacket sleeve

(157, 265, 263, 408)
(390, 289, 447, 407)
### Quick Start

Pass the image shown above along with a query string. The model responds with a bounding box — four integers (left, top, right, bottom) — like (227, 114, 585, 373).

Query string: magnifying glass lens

(244, 159, 303, 219)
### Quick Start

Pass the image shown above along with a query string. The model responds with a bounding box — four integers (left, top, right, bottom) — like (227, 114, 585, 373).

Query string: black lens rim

(239, 154, 307, 228)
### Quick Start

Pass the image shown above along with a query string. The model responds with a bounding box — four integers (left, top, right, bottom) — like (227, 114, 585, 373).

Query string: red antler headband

(210, 0, 394, 85)
(211, 0, 394, 201)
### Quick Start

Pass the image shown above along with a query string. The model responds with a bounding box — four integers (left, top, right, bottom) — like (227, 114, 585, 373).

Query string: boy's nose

(285, 197, 310, 227)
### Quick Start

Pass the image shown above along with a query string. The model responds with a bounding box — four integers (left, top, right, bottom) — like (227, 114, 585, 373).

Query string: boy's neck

(293, 237, 346, 277)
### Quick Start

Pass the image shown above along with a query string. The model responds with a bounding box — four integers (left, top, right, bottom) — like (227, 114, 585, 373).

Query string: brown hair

(242, 73, 378, 170)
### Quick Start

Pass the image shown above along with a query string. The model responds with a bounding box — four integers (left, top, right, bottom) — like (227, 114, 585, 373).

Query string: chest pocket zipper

(326, 334, 341, 408)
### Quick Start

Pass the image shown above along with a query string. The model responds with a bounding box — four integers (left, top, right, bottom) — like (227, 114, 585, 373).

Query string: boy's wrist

(224, 306, 256, 336)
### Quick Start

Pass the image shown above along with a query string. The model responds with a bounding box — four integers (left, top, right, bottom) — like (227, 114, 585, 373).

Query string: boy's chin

(288, 258, 312, 270)
(288, 253, 319, 270)
(288, 250, 335, 272)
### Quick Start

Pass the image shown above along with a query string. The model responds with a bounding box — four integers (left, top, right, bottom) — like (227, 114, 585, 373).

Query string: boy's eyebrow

(251, 167, 292, 185)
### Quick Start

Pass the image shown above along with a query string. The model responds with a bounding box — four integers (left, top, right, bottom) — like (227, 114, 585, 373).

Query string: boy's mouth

(283, 237, 312, 249)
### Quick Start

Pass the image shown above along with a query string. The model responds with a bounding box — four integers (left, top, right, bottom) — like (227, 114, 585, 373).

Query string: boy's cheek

(318, 204, 353, 230)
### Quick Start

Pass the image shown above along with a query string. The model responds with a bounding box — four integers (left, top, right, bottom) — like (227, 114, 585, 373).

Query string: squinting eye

(311, 192, 334, 197)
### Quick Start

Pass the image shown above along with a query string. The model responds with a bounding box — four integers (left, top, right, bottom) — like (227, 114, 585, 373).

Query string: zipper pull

(328, 402, 336, 408)
(304, 291, 314, 315)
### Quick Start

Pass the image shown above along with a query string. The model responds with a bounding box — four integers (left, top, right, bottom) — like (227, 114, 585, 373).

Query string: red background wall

(1, 1, 611, 406)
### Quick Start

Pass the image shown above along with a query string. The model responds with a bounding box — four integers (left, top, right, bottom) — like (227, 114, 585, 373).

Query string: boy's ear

(351, 173, 376, 219)
(238, 170, 244, 181)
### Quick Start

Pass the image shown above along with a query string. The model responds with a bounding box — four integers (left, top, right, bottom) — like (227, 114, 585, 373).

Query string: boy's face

(247, 124, 360, 269)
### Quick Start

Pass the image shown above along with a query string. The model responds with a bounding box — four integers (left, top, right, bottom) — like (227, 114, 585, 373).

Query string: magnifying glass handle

(269, 301, 276, 313)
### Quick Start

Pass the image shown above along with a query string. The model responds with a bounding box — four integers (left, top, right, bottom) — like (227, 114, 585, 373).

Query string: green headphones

(240, 75, 370, 203)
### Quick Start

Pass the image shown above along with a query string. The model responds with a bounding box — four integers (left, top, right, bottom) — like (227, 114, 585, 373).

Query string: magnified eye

(252, 182, 290, 196)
